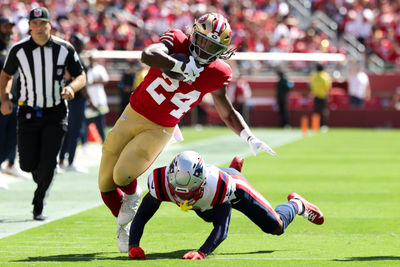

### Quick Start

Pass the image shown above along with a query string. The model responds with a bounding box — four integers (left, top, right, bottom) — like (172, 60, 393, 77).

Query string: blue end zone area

(0, 128, 302, 239)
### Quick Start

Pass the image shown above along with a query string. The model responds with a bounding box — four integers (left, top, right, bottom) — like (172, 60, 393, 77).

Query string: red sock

(101, 188, 123, 217)
(119, 179, 137, 195)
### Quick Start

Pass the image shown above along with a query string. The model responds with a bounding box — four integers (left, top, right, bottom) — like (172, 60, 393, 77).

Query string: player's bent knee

(113, 164, 138, 187)
(271, 223, 284, 235)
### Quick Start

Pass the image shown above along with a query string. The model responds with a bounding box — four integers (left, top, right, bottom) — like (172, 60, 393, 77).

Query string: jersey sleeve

(147, 167, 172, 202)
(210, 170, 235, 206)
(159, 29, 189, 54)
(65, 43, 84, 77)
(213, 60, 232, 89)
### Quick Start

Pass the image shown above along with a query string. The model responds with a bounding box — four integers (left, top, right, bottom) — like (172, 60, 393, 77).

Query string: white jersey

(147, 165, 236, 211)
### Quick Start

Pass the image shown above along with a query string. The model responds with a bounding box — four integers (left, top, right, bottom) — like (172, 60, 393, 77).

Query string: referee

(0, 7, 86, 220)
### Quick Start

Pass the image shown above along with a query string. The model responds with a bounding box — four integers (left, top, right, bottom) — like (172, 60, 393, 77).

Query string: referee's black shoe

(33, 213, 47, 221)
(33, 206, 47, 221)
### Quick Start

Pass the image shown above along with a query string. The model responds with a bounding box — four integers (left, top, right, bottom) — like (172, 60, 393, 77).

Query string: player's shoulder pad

(207, 59, 232, 86)
(160, 29, 188, 49)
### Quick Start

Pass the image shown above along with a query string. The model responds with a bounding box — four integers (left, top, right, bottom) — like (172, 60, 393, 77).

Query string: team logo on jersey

(34, 9, 42, 18)
(57, 68, 63, 76)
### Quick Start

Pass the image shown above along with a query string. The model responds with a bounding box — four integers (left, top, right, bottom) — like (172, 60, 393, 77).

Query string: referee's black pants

(17, 103, 67, 215)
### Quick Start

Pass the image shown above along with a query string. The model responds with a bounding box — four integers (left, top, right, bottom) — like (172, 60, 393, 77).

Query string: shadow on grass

(0, 219, 34, 223)
(334, 256, 400, 261)
(218, 250, 275, 255)
(13, 249, 192, 262)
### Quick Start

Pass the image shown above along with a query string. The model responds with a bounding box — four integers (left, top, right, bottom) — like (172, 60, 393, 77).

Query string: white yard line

(0, 129, 302, 239)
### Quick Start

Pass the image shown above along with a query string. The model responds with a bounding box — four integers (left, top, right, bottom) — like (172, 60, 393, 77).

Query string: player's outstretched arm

(182, 203, 232, 260)
(211, 87, 276, 156)
(128, 193, 161, 259)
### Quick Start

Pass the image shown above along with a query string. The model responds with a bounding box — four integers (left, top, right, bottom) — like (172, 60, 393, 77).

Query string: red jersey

(129, 29, 232, 127)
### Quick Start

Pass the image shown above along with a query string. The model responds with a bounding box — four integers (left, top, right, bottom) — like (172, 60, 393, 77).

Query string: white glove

(247, 136, 277, 156)
(240, 128, 277, 156)
(182, 56, 204, 82)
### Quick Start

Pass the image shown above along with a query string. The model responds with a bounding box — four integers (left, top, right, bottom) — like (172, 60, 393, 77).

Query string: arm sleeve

(129, 193, 161, 246)
(198, 202, 232, 255)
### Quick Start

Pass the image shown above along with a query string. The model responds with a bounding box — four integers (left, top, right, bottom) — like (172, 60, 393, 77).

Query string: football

(162, 53, 190, 81)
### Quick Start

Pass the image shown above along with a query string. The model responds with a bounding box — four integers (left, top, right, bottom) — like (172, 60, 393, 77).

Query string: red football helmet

(189, 13, 234, 65)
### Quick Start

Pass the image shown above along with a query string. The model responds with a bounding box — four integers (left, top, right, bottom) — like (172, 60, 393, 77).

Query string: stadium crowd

(312, 0, 400, 66)
(0, 0, 399, 71)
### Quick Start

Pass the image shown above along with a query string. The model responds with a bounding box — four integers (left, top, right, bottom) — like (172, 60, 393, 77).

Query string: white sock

(290, 199, 304, 215)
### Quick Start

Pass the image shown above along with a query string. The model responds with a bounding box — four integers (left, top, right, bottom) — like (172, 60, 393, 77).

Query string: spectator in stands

(0, 16, 28, 178)
(84, 55, 110, 143)
(276, 68, 293, 128)
(227, 74, 252, 115)
(59, 33, 92, 173)
(117, 61, 137, 116)
(392, 87, 400, 111)
(309, 63, 331, 130)
(347, 61, 371, 108)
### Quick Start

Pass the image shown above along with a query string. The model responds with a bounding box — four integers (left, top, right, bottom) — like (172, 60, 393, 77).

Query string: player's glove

(181, 251, 205, 260)
(171, 56, 204, 82)
(182, 56, 204, 82)
(128, 247, 146, 260)
(248, 136, 276, 156)
(240, 129, 276, 156)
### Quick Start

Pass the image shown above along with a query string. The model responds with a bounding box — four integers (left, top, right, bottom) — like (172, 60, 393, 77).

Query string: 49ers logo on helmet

(198, 14, 208, 23)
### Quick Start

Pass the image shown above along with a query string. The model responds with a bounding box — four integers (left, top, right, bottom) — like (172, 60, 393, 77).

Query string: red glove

(181, 251, 205, 260)
(128, 247, 146, 259)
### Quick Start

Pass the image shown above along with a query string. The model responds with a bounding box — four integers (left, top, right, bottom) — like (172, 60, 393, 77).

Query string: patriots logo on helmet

(34, 9, 42, 18)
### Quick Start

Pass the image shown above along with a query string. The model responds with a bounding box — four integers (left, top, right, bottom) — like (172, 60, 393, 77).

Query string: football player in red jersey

(98, 13, 277, 253)
(128, 151, 324, 260)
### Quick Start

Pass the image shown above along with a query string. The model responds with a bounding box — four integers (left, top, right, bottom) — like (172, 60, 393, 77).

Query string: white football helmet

(167, 151, 207, 202)
(189, 13, 233, 65)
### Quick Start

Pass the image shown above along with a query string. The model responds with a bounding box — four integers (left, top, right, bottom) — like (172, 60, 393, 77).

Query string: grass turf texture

(0, 128, 399, 266)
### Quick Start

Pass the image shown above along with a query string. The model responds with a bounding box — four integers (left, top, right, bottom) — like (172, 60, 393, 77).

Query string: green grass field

(1, 127, 399, 266)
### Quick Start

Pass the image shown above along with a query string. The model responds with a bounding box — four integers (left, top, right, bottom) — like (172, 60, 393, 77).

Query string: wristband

(67, 85, 75, 92)
(240, 128, 253, 143)
(171, 59, 183, 73)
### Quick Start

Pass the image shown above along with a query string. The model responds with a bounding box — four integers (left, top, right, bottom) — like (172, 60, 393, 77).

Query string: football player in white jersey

(128, 151, 324, 260)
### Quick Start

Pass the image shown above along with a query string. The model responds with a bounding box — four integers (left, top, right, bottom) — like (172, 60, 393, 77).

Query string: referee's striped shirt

(2, 35, 84, 108)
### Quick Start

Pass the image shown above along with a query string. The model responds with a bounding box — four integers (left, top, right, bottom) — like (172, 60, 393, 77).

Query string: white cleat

(117, 222, 131, 253)
(117, 185, 143, 225)
(2, 165, 31, 179)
